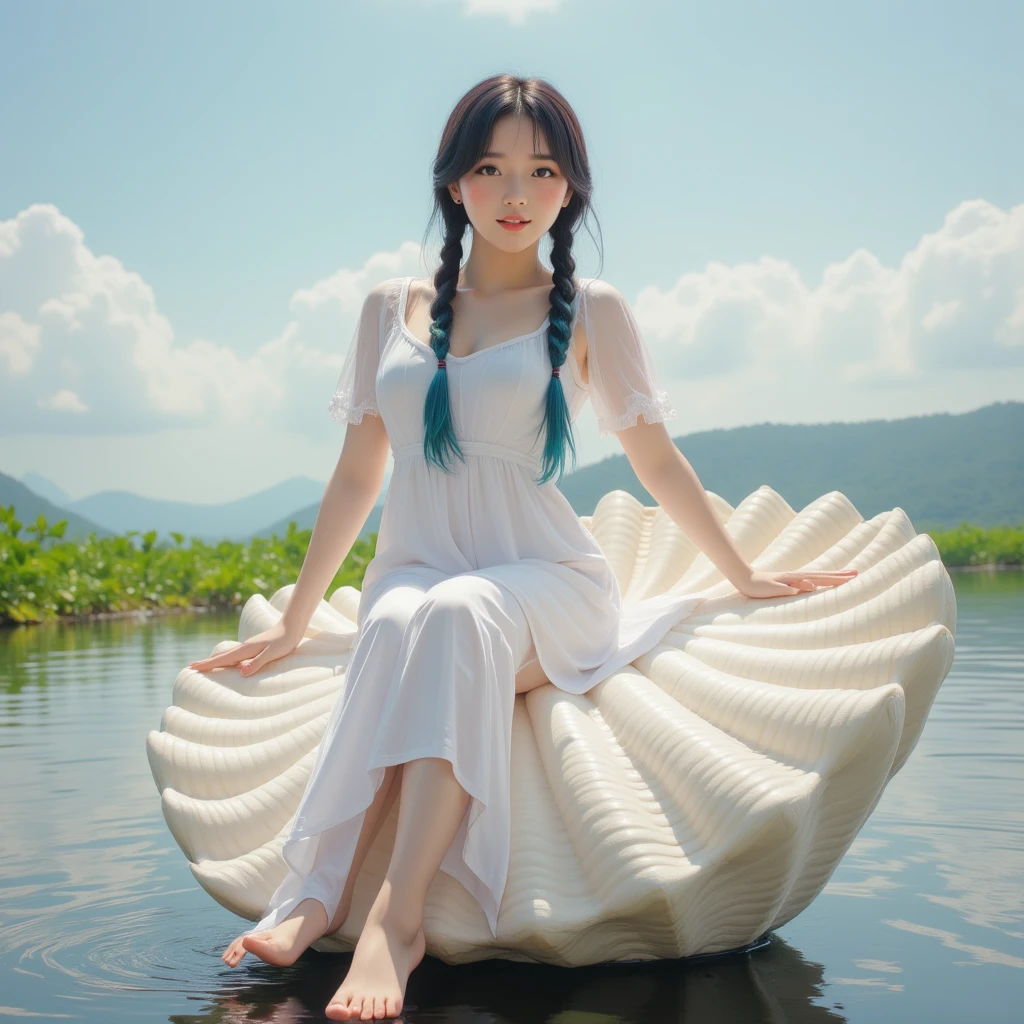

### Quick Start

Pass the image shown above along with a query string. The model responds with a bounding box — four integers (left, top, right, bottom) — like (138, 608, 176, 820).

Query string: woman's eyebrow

(481, 150, 555, 159)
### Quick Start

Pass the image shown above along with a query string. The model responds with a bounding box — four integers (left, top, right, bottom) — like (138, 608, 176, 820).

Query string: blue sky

(1, 0, 1022, 503)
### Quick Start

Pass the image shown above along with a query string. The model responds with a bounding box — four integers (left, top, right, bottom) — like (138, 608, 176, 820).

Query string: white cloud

(631, 198, 1024, 389)
(2, 198, 1022, 450)
(922, 298, 962, 332)
(0, 310, 41, 376)
(408, 0, 561, 26)
(998, 284, 1024, 346)
(37, 388, 88, 414)
(0, 204, 427, 435)
(461, 0, 561, 25)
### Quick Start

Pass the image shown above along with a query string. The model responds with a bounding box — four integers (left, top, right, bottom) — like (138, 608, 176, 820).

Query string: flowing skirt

(243, 566, 538, 939)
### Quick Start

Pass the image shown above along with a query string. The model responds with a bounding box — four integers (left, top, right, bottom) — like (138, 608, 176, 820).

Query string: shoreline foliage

(1, 504, 1021, 627)
(0, 505, 375, 627)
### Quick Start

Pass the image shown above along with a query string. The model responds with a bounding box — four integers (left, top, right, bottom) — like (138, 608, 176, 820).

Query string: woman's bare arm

(618, 420, 858, 598)
(279, 411, 392, 637)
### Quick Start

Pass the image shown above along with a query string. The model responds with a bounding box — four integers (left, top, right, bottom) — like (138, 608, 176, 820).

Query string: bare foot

(324, 912, 426, 1021)
(222, 892, 352, 968)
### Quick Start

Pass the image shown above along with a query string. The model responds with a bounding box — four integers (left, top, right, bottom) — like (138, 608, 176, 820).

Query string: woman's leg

(325, 756, 470, 1021)
(224, 761, 406, 967)
(328, 762, 405, 929)
(325, 572, 536, 1020)
(514, 632, 546, 694)
(224, 576, 443, 969)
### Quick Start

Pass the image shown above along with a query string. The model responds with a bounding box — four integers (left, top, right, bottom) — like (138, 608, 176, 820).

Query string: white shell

(146, 485, 955, 965)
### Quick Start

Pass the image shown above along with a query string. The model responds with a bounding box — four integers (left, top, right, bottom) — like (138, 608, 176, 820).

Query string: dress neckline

(398, 275, 551, 362)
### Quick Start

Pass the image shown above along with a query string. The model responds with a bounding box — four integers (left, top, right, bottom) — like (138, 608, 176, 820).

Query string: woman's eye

(474, 165, 558, 177)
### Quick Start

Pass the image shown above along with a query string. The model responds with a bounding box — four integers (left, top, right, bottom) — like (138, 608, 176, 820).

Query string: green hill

(558, 401, 1024, 530)
(0, 472, 112, 541)
(4, 401, 1021, 545)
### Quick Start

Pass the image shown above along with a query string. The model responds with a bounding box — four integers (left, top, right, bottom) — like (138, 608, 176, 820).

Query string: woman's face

(450, 114, 572, 252)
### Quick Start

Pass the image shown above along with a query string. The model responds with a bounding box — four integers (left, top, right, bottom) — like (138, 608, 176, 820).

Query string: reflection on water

(158, 934, 842, 1024)
(0, 573, 1021, 1022)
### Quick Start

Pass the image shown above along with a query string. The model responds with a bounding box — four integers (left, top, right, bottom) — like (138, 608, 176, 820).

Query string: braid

(422, 215, 467, 473)
(422, 202, 580, 485)
(535, 213, 580, 485)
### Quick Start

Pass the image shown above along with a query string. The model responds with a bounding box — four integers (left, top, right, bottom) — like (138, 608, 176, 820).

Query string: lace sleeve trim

(328, 390, 380, 425)
(595, 389, 677, 437)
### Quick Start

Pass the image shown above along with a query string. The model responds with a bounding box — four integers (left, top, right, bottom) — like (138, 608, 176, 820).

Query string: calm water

(1, 571, 1021, 1023)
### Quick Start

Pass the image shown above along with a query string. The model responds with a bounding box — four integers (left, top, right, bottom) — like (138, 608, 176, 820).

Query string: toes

(327, 995, 352, 1020)
(385, 997, 398, 1018)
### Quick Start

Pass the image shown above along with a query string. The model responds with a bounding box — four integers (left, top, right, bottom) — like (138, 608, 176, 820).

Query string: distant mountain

(266, 402, 1021, 538)
(0, 471, 111, 540)
(19, 471, 72, 509)
(4, 401, 1020, 548)
(3, 471, 376, 545)
(557, 400, 1024, 531)
(255, 499, 383, 544)
(64, 476, 331, 542)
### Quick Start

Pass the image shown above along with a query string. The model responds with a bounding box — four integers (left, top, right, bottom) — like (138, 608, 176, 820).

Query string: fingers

(189, 635, 291, 676)
(782, 579, 822, 594)
(744, 568, 860, 600)
(239, 650, 265, 676)
(780, 569, 859, 592)
(234, 644, 276, 676)
(189, 641, 255, 672)
(792, 571, 858, 582)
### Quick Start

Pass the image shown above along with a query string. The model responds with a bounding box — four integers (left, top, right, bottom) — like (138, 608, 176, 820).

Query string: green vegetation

(927, 522, 1024, 571)
(1, 504, 1021, 627)
(0, 505, 376, 627)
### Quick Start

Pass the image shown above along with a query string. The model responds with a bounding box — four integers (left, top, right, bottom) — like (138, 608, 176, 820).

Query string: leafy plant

(925, 521, 1024, 568)
(2, 504, 1020, 628)
(0, 505, 377, 627)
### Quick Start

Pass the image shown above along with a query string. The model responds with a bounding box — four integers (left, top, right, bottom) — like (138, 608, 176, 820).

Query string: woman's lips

(497, 219, 530, 232)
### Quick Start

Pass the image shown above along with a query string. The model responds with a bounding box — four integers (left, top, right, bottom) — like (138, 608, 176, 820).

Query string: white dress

(244, 275, 707, 939)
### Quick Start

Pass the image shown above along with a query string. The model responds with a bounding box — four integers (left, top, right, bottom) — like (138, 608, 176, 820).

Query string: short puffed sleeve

(327, 279, 394, 425)
(579, 279, 677, 437)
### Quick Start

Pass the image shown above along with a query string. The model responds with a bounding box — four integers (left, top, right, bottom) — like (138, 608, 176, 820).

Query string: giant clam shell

(146, 485, 955, 965)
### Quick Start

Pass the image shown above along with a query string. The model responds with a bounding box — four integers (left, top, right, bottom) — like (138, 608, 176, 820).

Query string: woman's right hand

(189, 619, 305, 677)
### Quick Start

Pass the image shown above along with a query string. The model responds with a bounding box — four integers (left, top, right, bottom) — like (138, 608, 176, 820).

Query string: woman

(191, 75, 858, 1021)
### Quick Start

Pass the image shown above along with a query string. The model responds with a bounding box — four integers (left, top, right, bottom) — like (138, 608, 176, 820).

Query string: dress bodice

(325, 273, 682, 648)
(378, 276, 590, 479)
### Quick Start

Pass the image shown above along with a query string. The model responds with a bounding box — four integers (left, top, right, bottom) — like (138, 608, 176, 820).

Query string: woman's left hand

(735, 568, 859, 599)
